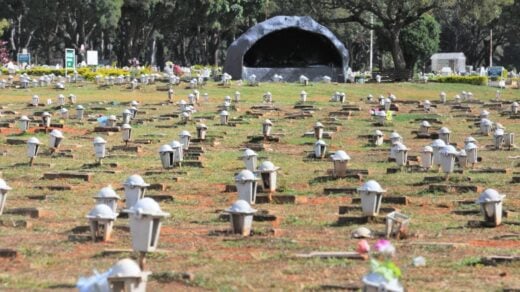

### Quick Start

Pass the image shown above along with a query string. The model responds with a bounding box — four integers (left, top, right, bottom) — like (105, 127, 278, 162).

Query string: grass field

(0, 80, 519, 291)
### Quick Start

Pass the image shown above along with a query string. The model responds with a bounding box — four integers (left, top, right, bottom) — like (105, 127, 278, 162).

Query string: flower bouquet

(358, 239, 404, 292)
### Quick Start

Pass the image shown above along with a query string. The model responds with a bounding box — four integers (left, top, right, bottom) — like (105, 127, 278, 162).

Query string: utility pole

(489, 29, 493, 67)
(369, 14, 374, 73)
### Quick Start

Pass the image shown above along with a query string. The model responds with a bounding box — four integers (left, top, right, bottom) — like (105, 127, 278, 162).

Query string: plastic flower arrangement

(358, 239, 404, 292)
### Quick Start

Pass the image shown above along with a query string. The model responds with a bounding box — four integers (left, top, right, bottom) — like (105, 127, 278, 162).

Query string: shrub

(430, 75, 488, 86)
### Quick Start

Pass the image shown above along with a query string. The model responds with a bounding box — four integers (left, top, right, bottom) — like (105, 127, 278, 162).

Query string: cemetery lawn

(0, 80, 519, 291)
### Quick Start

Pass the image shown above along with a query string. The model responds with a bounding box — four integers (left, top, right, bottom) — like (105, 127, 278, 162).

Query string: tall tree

(323, 0, 449, 75)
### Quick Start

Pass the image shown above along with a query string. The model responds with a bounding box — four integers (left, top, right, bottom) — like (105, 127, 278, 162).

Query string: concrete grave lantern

(384, 98, 392, 111)
(385, 211, 410, 239)
(299, 75, 309, 86)
(158, 144, 175, 169)
(76, 105, 85, 120)
(454, 94, 461, 103)
(431, 139, 446, 168)
(94, 186, 121, 213)
(226, 200, 257, 236)
(457, 149, 468, 168)
(419, 120, 431, 134)
(86, 204, 118, 242)
(338, 92, 346, 103)
(461, 91, 467, 100)
(480, 110, 490, 119)
(0, 179, 12, 215)
(464, 136, 478, 146)
(130, 100, 139, 107)
(180, 111, 191, 124)
(60, 108, 69, 119)
(331, 150, 351, 177)
(374, 130, 384, 146)
(68, 94, 77, 104)
(31, 95, 40, 106)
(122, 124, 132, 145)
(420, 146, 434, 170)
(480, 118, 493, 136)
(467, 92, 474, 100)
(476, 189, 505, 226)
(49, 129, 64, 150)
(188, 94, 196, 105)
(393, 142, 409, 167)
(464, 142, 478, 167)
(179, 130, 191, 151)
(107, 258, 151, 292)
(235, 169, 259, 204)
(376, 110, 387, 125)
(423, 100, 431, 111)
(494, 128, 505, 150)
(107, 115, 118, 127)
(390, 131, 402, 145)
(439, 145, 458, 175)
(220, 110, 229, 125)
(123, 175, 150, 209)
(314, 122, 324, 139)
(358, 180, 386, 216)
(273, 74, 283, 83)
(248, 74, 257, 86)
(19, 115, 30, 132)
(323, 76, 332, 83)
(263, 92, 273, 103)
(366, 94, 374, 102)
(241, 148, 258, 171)
(439, 91, 446, 104)
(262, 119, 273, 137)
(314, 139, 328, 159)
(196, 123, 208, 140)
(511, 102, 519, 114)
(257, 161, 280, 193)
(42, 112, 51, 128)
(129, 106, 138, 119)
(126, 198, 170, 252)
(203, 92, 209, 102)
(300, 90, 307, 103)
(169, 140, 184, 166)
(122, 109, 132, 124)
(378, 95, 385, 106)
(234, 91, 240, 103)
(57, 94, 65, 105)
(27, 137, 42, 160)
(438, 127, 451, 144)
(93, 136, 107, 163)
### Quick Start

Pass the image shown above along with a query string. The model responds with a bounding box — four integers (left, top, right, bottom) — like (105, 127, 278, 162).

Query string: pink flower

(374, 239, 395, 257)
(357, 240, 370, 254)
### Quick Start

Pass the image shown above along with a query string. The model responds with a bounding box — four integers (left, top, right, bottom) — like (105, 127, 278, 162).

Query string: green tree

(401, 14, 440, 71)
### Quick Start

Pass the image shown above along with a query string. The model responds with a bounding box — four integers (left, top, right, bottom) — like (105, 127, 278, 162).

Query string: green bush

(430, 75, 488, 86)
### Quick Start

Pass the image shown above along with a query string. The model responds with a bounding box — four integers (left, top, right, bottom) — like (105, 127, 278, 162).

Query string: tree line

(0, 0, 519, 73)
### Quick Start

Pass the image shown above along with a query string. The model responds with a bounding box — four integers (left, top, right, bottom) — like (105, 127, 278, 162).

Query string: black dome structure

(223, 16, 349, 82)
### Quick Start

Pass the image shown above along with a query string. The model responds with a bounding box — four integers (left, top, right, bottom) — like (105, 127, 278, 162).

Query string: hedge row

(0, 67, 152, 81)
(430, 76, 488, 86)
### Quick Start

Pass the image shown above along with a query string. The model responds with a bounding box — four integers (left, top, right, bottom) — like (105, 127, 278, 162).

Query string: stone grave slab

(43, 172, 93, 182)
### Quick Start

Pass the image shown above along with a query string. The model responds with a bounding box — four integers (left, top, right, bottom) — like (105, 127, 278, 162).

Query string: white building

(431, 53, 466, 73)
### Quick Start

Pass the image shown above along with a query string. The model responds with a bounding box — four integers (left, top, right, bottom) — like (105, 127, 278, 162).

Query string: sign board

(86, 50, 98, 66)
(488, 66, 504, 78)
(65, 49, 76, 69)
(17, 53, 31, 65)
